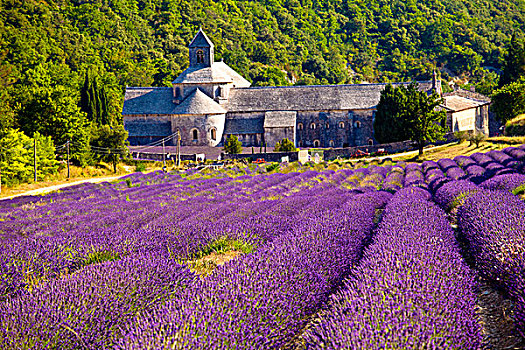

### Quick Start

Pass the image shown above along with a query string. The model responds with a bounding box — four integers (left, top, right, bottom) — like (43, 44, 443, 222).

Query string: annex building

(122, 30, 489, 148)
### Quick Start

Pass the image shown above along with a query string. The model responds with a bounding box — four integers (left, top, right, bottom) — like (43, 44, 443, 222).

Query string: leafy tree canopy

(274, 138, 297, 152)
(223, 135, 242, 154)
(492, 76, 525, 123)
(374, 82, 446, 155)
(0, 129, 58, 186)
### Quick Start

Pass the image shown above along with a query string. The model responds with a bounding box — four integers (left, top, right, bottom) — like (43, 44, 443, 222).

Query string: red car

(350, 150, 370, 158)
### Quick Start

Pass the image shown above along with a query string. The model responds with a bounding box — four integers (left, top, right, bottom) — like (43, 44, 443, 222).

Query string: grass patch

(512, 184, 525, 196)
(186, 237, 255, 276)
(192, 237, 255, 260)
(84, 250, 121, 266)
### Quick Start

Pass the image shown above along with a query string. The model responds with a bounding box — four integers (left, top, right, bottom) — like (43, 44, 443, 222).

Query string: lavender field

(1, 146, 525, 349)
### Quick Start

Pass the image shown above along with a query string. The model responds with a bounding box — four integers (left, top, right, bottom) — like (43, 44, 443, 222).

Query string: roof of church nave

(225, 81, 434, 113)
(123, 81, 436, 116)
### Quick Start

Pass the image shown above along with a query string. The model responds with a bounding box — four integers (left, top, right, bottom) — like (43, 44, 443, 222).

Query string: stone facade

(122, 30, 490, 149)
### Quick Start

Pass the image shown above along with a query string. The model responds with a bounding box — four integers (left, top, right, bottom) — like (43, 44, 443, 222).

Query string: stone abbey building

(123, 30, 489, 148)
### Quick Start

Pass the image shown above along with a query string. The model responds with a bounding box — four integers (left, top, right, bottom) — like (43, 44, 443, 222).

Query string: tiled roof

(227, 81, 435, 112)
(264, 111, 297, 128)
(122, 87, 176, 115)
(189, 29, 214, 48)
(174, 88, 227, 115)
(444, 89, 491, 103)
(172, 62, 251, 86)
(442, 95, 488, 112)
(224, 118, 264, 134)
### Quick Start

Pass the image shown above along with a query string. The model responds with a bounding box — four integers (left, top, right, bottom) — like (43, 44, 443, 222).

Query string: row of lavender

(0, 171, 348, 302)
(0, 145, 524, 347)
(1, 184, 392, 348)
(304, 187, 482, 348)
(433, 179, 525, 337)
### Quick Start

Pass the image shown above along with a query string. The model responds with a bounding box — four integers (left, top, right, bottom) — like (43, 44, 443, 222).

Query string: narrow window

(368, 139, 373, 145)
(313, 140, 320, 147)
(196, 50, 204, 64)
(192, 129, 198, 140)
(326, 123, 330, 129)
(211, 128, 217, 141)
(329, 140, 334, 147)
(339, 121, 345, 129)
(355, 121, 361, 128)
(297, 123, 303, 130)
(310, 122, 316, 130)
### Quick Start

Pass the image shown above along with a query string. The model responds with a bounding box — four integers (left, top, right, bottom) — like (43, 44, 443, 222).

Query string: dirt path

(0, 175, 126, 201)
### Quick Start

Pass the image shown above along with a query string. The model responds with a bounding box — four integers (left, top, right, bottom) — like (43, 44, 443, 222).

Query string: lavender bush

(304, 187, 481, 349)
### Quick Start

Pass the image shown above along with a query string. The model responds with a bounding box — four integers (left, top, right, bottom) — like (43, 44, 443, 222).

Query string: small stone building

(122, 30, 489, 148)
(441, 91, 490, 135)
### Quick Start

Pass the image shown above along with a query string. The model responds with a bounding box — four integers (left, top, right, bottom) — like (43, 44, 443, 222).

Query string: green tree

(0, 129, 57, 186)
(274, 138, 297, 152)
(374, 82, 446, 155)
(90, 124, 129, 173)
(374, 84, 410, 143)
(80, 70, 111, 125)
(223, 135, 242, 154)
(34, 131, 59, 180)
(499, 34, 525, 87)
(492, 77, 525, 123)
(17, 85, 91, 166)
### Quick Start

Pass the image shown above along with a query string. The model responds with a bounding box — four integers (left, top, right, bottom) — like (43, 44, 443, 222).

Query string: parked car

(350, 150, 370, 158)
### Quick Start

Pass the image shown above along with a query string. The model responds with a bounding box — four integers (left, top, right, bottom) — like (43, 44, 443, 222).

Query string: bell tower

(189, 28, 214, 68)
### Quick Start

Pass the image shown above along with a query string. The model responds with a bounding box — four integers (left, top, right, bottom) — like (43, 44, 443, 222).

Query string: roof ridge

(231, 81, 433, 91)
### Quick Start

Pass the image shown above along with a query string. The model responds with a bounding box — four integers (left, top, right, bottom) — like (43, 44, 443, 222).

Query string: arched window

(196, 50, 204, 64)
(355, 121, 361, 128)
(297, 123, 303, 130)
(329, 140, 335, 147)
(339, 121, 345, 129)
(211, 128, 217, 141)
(310, 122, 316, 130)
(313, 140, 320, 147)
(191, 129, 199, 141)
(326, 123, 330, 129)
(368, 139, 374, 145)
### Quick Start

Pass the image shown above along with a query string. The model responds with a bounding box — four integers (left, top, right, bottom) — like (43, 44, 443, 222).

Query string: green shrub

(454, 131, 469, 143)
(504, 114, 525, 136)
(223, 135, 242, 154)
(274, 138, 297, 152)
(468, 131, 486, 148)
(266, 163, 279, 172)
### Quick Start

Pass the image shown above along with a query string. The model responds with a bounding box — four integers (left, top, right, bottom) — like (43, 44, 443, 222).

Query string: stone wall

(171, 113, 225, 147)
(264, 126, 295, 147)
(124, 115, 172, 145)
(131, 152, 197, 162)
(223, 151, 299, 162)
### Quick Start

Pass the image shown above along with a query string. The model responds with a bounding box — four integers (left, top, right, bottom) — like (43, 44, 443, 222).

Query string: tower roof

(172, 61, 251, 87)
(173, 88, 226, 115)
(189, 29, 214, 48)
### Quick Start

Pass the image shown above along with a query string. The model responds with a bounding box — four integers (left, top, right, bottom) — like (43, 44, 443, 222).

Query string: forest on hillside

(1, 0, 525, 179)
